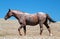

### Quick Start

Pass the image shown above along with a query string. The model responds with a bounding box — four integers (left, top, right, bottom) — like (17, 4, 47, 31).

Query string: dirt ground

(0, 19, 60, 39)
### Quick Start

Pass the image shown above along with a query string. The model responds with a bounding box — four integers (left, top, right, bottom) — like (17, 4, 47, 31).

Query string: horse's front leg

(18, 18, 26, 36)
(18, 26, 23, 36)
(23, 26, 26, 36)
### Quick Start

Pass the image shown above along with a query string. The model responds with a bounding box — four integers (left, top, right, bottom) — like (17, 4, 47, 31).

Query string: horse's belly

(26, 20, 38, 26)
(26, 15, 39, 25)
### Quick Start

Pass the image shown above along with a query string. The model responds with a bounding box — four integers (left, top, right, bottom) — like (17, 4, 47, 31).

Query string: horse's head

(4, 9, 13, 20)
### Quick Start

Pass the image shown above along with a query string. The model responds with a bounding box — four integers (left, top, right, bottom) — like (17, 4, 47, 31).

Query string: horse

(4, 9, 56, 36)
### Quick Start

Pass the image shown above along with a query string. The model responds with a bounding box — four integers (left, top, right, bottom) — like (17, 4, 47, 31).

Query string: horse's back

(20, 12, 47, 25)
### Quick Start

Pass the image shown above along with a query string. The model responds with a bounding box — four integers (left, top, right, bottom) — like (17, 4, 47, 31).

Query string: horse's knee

(47, 26, 50, 28)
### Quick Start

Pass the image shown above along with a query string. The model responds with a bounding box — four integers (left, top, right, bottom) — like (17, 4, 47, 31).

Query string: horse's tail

(46, 14, 56, 23)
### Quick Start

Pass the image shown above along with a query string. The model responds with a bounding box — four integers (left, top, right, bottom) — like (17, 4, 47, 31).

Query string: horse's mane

(11, 10, 30, 15)
(11, 10, 24, 14)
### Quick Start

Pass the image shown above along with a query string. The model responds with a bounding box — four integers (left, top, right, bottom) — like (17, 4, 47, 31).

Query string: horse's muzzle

(4, 17, 7, 20)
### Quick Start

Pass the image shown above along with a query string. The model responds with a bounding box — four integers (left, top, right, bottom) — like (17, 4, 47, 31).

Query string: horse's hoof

(49, 33, 52, 36)
(20, 34, 22, 36)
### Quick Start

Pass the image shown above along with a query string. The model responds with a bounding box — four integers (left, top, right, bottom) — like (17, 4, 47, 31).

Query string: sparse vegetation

(0, 19, 60, 39)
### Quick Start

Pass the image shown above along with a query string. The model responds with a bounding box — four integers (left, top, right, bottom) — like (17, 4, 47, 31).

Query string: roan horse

(4, 9, 56, 36)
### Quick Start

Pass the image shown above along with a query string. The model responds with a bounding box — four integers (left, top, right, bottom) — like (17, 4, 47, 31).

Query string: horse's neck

(12, 10, 37, 18)
(12, 10, 22, 14)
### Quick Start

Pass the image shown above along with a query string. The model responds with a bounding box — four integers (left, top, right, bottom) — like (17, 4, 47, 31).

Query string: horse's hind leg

(39, 22, 43, 35)
(44, 23, 52, 36)
(23, 26, 26, 35)
(18, 26, 23, 36)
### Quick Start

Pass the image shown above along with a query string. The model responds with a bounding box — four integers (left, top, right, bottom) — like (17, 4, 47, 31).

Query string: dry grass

(0, 19, 60, 39)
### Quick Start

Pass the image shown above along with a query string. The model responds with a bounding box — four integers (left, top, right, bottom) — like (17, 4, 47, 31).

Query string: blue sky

(0, 0, 60, 21)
